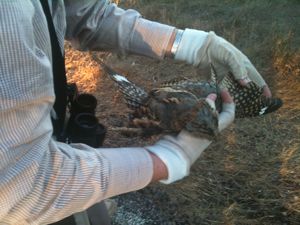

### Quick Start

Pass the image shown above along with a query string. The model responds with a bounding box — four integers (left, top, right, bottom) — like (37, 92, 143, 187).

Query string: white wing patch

(259, 106, 268, 115)
(113, 74, 130, 82)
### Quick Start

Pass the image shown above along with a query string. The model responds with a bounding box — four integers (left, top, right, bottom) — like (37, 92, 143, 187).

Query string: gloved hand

(174, 29, 272, 97)
(146, 90, 235, 184)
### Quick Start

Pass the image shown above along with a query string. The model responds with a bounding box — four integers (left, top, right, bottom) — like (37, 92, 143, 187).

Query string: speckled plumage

(101, 63, 282, 138)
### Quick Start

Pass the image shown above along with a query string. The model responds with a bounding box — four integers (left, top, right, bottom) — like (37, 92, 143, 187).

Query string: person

(0, 1, 270, 224)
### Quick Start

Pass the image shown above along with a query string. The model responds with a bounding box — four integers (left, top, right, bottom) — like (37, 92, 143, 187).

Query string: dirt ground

(65, 1, 300, 224)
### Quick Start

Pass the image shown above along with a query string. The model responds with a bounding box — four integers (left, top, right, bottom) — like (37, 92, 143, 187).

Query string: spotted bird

(98, 61, 282, 138)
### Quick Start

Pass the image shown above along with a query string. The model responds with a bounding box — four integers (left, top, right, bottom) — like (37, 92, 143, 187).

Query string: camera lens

(71, 93, 97, 116)
(69, 113, 106, 148)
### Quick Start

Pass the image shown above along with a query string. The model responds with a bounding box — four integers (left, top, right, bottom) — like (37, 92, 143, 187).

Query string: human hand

(146, 90, 235, 184)
(174, 29, 272, 97)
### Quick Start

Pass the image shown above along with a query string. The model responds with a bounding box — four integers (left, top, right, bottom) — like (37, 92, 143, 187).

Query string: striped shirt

(0, 0, 174, 224)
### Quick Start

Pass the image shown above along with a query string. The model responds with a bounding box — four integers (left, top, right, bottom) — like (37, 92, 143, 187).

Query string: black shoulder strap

(40, 1, 67, 140)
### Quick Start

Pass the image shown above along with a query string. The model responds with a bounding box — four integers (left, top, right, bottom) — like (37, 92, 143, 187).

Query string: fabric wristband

(174, 29, 208, 65)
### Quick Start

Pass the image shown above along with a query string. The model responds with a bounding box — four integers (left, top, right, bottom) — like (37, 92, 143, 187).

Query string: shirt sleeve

(0, 1, 153, 224)
(64, 0, 175, 59)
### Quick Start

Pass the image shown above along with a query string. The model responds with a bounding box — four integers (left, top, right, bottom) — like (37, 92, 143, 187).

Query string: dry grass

(273, 37, 300, 219)
(65, 42, 101, 93)
(273, 35, 300, 113)
(66, 0, 300, 224)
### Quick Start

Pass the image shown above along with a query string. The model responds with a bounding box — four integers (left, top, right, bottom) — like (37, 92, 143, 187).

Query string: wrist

(165, 29, 184, 59)
(146, 138, 190, 184)
(148, 152, 169, 182)
(173, 29, 208, 64)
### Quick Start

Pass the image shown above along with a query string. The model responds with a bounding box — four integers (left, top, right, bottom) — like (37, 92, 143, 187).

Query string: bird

(96, 58, 282, 138)
(160, 67, 283, 118)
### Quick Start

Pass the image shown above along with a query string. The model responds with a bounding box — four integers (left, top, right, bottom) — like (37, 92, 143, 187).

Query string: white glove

(174, 29, 271, 96)
(146, 92, 235, 184)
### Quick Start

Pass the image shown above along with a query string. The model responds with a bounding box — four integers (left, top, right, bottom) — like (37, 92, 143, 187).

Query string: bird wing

(100, 62, 149, 110)
(221, 73, 283, 118)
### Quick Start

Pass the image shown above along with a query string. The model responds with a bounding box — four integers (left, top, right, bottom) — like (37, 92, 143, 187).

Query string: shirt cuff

(98, 147, 153, 198)
(129, 18, 175, 59)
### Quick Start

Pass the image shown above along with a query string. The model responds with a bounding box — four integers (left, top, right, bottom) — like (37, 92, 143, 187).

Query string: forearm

(1, 136, 154, 224)
(0, 3, 156, 222)
(65, 0, 175, 59)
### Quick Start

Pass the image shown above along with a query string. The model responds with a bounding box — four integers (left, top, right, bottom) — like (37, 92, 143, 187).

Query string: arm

(64, 0, 175, 58)
(0, 2, 155, 224)
(64, 0, 271, 96)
